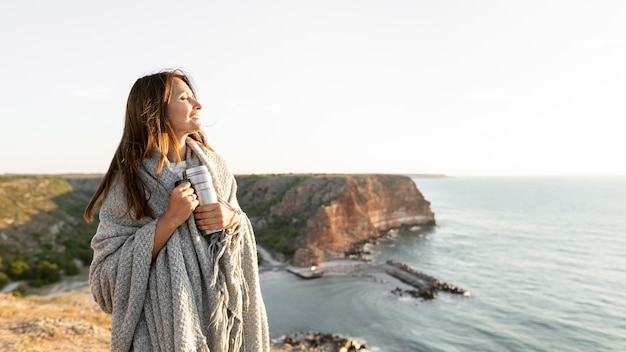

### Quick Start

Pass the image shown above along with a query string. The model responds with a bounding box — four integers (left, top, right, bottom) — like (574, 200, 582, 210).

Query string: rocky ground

(270, 332, 370, 351)
(0, 288, 110, 352)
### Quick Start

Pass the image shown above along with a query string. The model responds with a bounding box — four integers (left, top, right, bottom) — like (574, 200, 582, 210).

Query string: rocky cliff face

(236, 174, 435, 266)
(9, 174, 435, 268)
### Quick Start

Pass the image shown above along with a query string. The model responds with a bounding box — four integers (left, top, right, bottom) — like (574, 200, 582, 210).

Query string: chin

(189, 122, 202, 132)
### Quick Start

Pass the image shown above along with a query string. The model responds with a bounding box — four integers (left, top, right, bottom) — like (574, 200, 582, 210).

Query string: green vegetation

(236, 174, 263, 196)
(0, 272, 8, 290)
(237, 175, 308, 256)
(32, 260, 61, 286)
(63, 260, 80, 276)
(245, 176, 303, 215)
(8, 260, 30, 279)
(0, 175, 98, 292)
(255, 218, 301, 256)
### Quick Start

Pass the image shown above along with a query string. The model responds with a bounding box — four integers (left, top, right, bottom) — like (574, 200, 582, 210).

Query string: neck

(167, 135, 188, 162)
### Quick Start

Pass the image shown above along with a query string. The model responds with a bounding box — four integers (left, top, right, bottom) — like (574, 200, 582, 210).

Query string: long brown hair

(84, 69, 211, 222)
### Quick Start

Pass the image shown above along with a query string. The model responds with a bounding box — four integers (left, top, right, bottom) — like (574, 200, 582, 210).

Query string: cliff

(236, 174, 435, 266)
(0, 173, 435, 278)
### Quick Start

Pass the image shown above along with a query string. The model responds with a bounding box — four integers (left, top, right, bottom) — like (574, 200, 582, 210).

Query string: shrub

(63, 261, 80, 276)
(34, 260, 60, 284)
(0, 272, 9, 290)
(9, 260, 30, 279)
(76, 249, 93, 265)
(12, 283, 29, 297)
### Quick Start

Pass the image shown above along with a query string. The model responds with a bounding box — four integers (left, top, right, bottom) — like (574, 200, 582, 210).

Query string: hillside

(0, 173, 431, 351)
(0, 173, 435, 289)
(0, 175, 98, 290)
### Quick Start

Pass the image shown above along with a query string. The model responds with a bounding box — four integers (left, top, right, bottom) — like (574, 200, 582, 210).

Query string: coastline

(0, 249, 374, 352)
(1, 225, 432, 352)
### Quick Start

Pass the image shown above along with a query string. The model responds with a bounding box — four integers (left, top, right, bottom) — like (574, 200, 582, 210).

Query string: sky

(1, 0, 625, 177)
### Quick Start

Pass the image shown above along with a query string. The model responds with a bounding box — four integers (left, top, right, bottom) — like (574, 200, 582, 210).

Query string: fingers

(193, 203, 219, 213)
(180, 187, 195, 197)
(173, 183, 197, 201)
(172, 183, 200, 211)
(164, 184, 200, 227)
(193, 203, 232, 231)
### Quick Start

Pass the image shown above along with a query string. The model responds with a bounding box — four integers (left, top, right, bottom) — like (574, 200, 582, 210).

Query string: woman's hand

(161, 181, 199, 228)
(193, 200, 240, 233)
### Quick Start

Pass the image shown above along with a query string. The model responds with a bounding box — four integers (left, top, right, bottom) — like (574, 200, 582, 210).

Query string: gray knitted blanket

(89, 138, 269, 351)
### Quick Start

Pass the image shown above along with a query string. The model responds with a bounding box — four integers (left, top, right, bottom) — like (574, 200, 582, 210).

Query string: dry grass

(0, 288, 111, 352)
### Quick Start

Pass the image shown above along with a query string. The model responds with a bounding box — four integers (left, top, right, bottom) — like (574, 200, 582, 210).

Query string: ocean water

(259, 177, 626, 352)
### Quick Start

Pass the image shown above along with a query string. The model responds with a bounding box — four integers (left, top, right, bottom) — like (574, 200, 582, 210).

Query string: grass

(0, 288, 111, 352)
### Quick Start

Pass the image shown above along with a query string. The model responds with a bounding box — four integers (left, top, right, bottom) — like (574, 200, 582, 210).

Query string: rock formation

(271, 332, 370, 352)
(385, 260, 471, 299)
(236, 174, 435, 266)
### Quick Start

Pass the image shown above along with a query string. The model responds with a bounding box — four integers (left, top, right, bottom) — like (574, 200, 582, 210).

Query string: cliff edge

(236, 174, 435, 266)
(0, 174, 434, 271)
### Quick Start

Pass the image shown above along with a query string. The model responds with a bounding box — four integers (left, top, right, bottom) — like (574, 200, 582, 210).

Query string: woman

(84, 69, 269, 351)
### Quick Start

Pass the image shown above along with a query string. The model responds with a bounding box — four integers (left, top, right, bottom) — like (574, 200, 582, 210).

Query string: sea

(259, 176, 626, 352)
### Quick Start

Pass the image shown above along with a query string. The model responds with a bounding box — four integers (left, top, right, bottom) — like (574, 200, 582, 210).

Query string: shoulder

(188, 138, 231, 170)
(99, 175, 136, 223)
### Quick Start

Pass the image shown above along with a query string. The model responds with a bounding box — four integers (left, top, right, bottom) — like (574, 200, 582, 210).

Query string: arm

(152, 182, 199, 259)
(89, 180, 199, 313)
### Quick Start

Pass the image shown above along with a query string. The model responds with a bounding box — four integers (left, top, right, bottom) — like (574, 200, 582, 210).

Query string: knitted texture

(89, 138, 269, 351)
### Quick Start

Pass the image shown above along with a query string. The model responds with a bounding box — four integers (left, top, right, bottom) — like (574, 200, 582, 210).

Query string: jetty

(287, 266, 325, 279)
(384, 260, 470, 299)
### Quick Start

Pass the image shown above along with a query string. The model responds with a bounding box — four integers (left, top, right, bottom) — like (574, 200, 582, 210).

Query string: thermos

(183, 165, 218, 205)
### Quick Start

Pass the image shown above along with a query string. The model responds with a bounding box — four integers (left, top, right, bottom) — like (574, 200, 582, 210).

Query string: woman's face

(167, 77, 203, 139)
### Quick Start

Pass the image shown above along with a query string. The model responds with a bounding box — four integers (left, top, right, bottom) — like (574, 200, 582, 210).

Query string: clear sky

(1, 0, 624, 176)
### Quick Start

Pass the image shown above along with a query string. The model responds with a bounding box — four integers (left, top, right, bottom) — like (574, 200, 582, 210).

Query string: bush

(63, 237, 95, 265)
(12, 283, 29, 297)
(34, 260, 60, 284)
(63, 261, 80, 276)
(9, 260, 30, 279)
(0, 272, 9, 290)
(29, 279, 43, 288)
(76, 249, 93, 265)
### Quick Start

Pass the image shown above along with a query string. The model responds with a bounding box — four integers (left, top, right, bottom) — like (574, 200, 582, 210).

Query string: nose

(193, 98, 202, 110)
